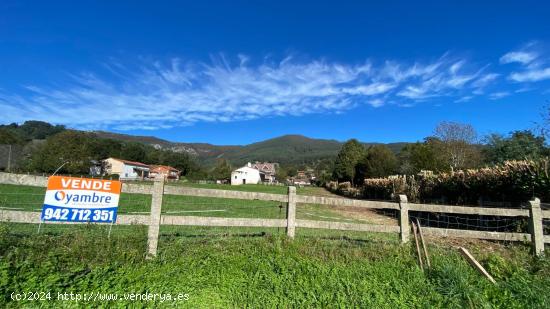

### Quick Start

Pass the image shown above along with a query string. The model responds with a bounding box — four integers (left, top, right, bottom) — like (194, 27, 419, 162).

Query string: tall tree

(355, 145, 398, 182)
(484, 130, 547, 164)
(399, 139, 449, 174)
(332, 139, 366, 185)
(25, 130, 94, 174)
(433, 121, 481, 170)
(210, 158, 232, 181)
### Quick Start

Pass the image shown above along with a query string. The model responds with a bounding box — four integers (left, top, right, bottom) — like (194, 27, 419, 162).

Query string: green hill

(94, 132, 409, 166)
(1, 121, 410, 168)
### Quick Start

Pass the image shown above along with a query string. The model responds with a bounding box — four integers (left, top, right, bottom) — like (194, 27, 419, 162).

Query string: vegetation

(1, 223, 548, 308)
(0, 121, 65, 144)
(18, 130, 201, 177)
(332, 139, 366, 185)
(330, 159, 550, 205)
(484, 130, 548, 163)
(354, 145, 398, 183)
(208, 158, 232, 182)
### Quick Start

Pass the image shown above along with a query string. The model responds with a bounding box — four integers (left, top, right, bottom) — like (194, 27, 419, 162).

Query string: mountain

(93, 131, 409, 166)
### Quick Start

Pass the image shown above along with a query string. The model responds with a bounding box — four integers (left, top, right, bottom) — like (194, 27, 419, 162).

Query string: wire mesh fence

(0, 184, 46, 211)
(542, 202, 550, 236)
(409, 211, 529, 233)
(0, 173, 547, 255)
(294, 202, 400, 242)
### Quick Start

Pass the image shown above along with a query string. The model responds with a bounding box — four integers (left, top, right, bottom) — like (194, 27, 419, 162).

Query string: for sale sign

(41, 176, 122, 223)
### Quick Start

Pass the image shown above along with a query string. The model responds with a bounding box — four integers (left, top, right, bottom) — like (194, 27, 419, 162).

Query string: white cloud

(500, 51, 538, 64)
(489, 92, 510, 100)
(0, 53, 512, 130)
(472, 73, 499, 88)
(509, 67, 550, 82)
(501, 42, 550, 83)
(454, 96, 473, 103)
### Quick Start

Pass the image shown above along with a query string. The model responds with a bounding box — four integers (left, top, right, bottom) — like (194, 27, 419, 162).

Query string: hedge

(327, 159, 549, 206)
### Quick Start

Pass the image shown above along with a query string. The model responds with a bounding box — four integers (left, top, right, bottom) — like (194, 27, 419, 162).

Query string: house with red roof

(102, 157, 150, 180)
(149, 165, 181, 180)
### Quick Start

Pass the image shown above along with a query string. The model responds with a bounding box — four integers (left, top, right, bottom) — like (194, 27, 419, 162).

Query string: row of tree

(331, 122, 549, 185)
(2, 129, 202, 177)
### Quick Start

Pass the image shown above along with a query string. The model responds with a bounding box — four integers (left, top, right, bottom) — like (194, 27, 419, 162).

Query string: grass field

(1, 183, 550, 307)
(0, 183, 371, 222)
(125, 180, 332, 196)
(1, 222, 549, 308)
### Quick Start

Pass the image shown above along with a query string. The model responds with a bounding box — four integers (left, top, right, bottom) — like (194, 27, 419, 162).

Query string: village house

(289, 169, 316, 186)
(251, 162, 278, 183)
(231, 163, 261, 185)
(149, 165, 181, 180)
(102, 157, 150, 180)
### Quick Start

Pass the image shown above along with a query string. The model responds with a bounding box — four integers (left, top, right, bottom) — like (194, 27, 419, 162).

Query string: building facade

(251, 162, 278, 183)
(149, 165, 180, 180)
(231, 163, 261, 185)
(102, 158, 150, 180)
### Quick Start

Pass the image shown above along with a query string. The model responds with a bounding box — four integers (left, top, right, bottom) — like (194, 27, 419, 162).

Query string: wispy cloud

(489, 91, 510, 100)
(509, 68, 550, 82)
(502, 42, 550, 82)
(0, 49, 537, 130)
(500, 51, 538, 65)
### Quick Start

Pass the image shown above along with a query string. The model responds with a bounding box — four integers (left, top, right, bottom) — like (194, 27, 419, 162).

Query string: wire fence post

(399, 194, 409, 244)
(146, 178, 164, 259)
(528, 198, 544, 256)
(286, 186, 296, 238)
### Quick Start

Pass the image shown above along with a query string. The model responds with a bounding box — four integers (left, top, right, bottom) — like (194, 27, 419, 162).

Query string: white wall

(231, 166, 261, 185)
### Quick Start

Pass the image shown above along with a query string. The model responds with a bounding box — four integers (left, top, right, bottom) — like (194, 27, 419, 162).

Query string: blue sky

(1, 1, 549, 145)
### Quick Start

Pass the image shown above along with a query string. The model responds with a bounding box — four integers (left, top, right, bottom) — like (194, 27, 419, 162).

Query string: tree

(155, 150, 196, 175)
(355, 145, 398, 182)
(120, 142, 147, 162)
(0, 128, 24, 145)
(276, 167, 289, 182)
(484, 130, 548, 164)
(332, 139, 366, 185)
(433, 121, 481, 170)
(9, 120, 65, 140)
(398, 139, 449, 174)
(25, 130, 94, 174)
(210, 158, 232, 181)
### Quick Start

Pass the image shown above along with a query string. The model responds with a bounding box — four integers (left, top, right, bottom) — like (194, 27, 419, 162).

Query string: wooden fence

(0, 172, 548, 257)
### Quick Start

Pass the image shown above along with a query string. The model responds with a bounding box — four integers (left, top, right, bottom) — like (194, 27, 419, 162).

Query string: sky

(1, 0, 549, 145)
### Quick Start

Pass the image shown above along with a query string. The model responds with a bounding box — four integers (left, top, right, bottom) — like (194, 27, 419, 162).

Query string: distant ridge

(93, 131, 409, 166)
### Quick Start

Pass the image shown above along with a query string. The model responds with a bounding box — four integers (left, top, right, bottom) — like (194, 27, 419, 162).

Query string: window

(235, 176, 237, 179)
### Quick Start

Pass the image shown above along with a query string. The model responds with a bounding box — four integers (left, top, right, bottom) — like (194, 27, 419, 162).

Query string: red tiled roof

(150, 165, 180, 172)
(109, 158, 150, 168)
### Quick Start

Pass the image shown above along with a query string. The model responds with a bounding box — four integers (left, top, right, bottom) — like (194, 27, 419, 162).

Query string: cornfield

(327, 159, 550, 206)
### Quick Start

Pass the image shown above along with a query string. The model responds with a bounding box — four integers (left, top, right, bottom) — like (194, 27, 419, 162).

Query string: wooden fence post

(528, 198, 544, 256)
(286, 186, 296, 238)
(146, 178, 165, 259)
(399, 195, 409, 243)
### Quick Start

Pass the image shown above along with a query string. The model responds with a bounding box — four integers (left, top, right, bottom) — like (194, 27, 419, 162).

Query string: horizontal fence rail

(408, 203, 530, 217)
(0, 172, 547, 257)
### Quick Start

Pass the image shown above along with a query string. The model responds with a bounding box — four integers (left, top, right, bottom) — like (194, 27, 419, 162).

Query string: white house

(102, 157, 150, 180)
(231, 163, 261, 185)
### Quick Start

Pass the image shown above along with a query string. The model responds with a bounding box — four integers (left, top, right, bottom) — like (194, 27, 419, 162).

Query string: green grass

(2, 183, 549, 307)
(170, 181, 332, 196)
(0, 184, 339, 220)
(1, 223, 549, 308)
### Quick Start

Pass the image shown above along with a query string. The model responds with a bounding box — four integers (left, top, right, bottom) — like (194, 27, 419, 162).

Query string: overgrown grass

(1, 223, 549, 308)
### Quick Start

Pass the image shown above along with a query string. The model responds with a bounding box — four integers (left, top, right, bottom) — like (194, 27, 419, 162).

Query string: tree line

(0, 122, 202, 177)
(331, 121, 549, 185)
